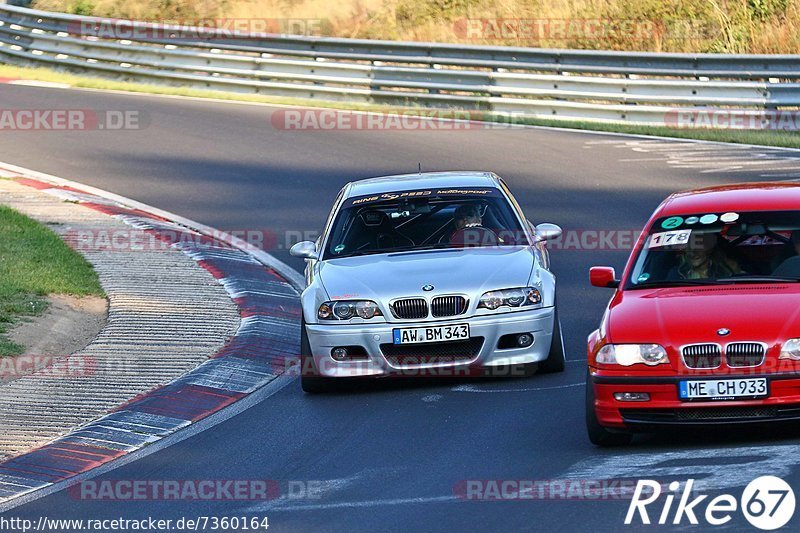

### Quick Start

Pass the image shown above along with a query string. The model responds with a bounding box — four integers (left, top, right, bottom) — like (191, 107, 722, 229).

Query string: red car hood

(607, 284, 800, 350)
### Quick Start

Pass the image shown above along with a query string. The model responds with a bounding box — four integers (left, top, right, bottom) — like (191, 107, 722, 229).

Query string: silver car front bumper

(305, 306, 556, 377)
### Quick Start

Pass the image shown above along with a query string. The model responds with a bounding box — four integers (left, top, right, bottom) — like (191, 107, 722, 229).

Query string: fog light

(331, 347, 349, 361)
(516, 333, 534, 348)
(614, 392, 650, 402)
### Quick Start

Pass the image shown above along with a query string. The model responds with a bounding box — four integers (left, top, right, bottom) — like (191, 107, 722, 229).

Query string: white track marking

(629, 145, 750, 153)
(452, 382, 582, 393)
(249, 495, 460, 512)
(665, 158, 799, 167)
(697, 166, 741, 172)
(700, 158, 800, 167)
(664, 155, 776, 163)
(422, 394, 443, 403)
(706, 165, 800, 173)
(635, 147, 753, 154)
(618, 157, 673, 162)
(600, 138, 800, 180)
(244, 468, 453, 513)
(563, 443, 800, 494)
(698, 165, 779, 173)
(8, 80, 72, 89)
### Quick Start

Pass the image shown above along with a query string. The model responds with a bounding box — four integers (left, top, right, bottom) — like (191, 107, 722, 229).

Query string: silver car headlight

(477, 287, 541, 310)
(318, 300, 383, 321)
(779, 338, 800, 360)
(596, 344, 669, 366)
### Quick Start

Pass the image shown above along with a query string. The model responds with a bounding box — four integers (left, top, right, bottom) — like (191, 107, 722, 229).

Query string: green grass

(3, 63, 800, 149)
(0, 205, 104, 356)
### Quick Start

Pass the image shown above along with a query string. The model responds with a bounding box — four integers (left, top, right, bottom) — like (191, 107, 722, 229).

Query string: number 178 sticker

(649, 229, 692, 249)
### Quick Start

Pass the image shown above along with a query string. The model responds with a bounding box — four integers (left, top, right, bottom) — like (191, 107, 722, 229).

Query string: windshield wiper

(394, 243, 455, 252)
(715, 275, 800, 283)
(337, 244, 453, 258)
(631, 275, 800, 289)
(338, 247, 408, 257)
(629, 279, 728, 290)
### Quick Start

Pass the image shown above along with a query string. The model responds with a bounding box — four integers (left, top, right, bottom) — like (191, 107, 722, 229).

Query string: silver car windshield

(628, 210, 800, 289)
(323, 187, 529, 260)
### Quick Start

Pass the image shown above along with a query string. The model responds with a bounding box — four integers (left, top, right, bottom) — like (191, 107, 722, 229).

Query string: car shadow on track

(300, 371, 557, 396)
(630, 423, 800, 449)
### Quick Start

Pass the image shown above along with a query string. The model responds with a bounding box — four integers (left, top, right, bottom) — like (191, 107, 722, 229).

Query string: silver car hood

(318, 247, 536, 302)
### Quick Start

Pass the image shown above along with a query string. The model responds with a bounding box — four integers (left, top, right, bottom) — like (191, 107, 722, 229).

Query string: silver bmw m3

(290, 171, 564, 392)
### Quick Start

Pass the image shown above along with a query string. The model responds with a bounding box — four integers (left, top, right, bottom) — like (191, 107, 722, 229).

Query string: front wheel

(585, 371, 632, 446)
(300, 319, 333, 393)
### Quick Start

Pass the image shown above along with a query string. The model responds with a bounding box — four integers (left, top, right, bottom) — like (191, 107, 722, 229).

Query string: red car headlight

(779, 338, 800, 360)
(596, 344, 669, 366)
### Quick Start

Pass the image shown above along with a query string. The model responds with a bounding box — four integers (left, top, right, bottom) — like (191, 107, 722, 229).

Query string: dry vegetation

(30, 0, 800, 53)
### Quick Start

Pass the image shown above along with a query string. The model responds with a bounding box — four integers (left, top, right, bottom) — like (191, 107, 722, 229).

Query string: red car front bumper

(590, 370, 800, 430)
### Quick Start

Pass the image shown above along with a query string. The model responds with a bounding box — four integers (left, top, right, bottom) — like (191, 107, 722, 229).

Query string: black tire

(585, 371, 633, 446)
(300, 319, 333, 393)
(537, 309, 566, 374)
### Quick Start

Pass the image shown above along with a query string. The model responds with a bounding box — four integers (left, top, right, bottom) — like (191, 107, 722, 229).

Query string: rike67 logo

(626, 476, 795, 530)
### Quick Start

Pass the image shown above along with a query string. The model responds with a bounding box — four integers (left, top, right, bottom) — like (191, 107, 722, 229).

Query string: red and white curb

(0, 163, 303, 503)
(0, 78, 72, 88)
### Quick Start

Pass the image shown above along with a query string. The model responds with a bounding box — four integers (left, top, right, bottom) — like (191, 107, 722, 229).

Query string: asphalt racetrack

(3, 84, 800, 531)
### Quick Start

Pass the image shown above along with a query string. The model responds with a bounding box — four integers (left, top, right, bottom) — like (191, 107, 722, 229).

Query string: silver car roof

(344, 171, 500, 198)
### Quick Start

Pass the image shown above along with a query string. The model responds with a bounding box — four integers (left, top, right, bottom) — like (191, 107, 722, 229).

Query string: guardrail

(1, 3, 799, 126)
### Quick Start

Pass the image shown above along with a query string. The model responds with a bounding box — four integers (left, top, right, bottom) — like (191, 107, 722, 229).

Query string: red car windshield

(627, 210, 800, 288)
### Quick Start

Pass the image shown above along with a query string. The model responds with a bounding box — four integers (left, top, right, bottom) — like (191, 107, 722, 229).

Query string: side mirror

(590, 266, 620, 289)
(290, 241, 318, 259)
(535, 223, 562, 242)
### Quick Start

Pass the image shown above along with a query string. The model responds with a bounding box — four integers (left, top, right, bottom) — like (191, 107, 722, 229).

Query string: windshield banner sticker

(347, 187, 499, 207)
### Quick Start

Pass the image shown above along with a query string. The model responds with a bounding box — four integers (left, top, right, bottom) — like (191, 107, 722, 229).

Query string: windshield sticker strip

(345, 187, 499, 207)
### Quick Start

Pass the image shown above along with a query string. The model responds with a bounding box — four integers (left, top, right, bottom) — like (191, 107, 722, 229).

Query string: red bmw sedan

(586, 182, 800, 445)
